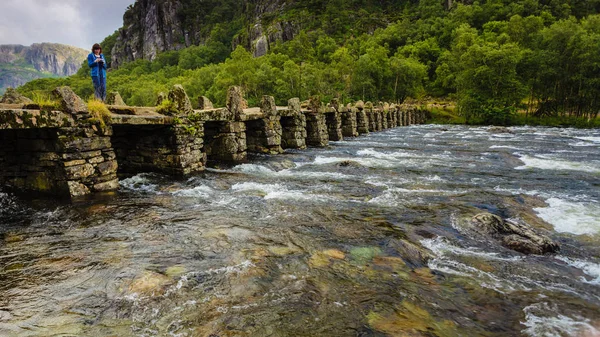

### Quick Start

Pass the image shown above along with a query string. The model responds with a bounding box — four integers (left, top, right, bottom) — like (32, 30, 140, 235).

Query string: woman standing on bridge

(88, 43, 107, 101)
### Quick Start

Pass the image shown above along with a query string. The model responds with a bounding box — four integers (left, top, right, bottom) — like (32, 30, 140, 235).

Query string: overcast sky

(0, 0, 136, 50)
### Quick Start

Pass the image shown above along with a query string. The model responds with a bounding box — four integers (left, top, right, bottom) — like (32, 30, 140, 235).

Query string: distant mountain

(0, 43, 88, 95)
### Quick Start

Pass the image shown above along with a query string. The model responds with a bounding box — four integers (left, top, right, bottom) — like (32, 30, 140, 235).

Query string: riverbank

(427, 105, 600, 128)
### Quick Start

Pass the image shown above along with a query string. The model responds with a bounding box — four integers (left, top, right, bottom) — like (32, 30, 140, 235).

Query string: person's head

(92, 43, 102, 54)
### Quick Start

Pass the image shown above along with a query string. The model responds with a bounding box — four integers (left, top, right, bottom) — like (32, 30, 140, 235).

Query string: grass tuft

(31, 92, 60, 111)
(156, 98, 178, 115)
(87, 99, 112, 127)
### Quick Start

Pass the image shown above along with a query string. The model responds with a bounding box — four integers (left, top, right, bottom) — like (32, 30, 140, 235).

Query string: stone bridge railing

(0, 85, 429, 198)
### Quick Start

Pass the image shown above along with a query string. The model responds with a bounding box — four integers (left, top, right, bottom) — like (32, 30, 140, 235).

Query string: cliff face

(111, 0, 298, 68)
(0, 43, 88, 94)
(111, 0, 186, 68)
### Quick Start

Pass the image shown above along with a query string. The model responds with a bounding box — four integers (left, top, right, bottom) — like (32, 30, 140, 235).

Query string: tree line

(18, 0, 600, 125)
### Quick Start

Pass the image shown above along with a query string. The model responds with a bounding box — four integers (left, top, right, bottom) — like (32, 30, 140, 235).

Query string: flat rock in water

(487, 126, 513, 134)
(336, 160, 362, 168)
(470, 213, 559, 255)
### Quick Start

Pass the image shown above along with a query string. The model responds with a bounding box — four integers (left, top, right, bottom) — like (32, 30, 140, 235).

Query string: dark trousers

(92, 76, 106, 101)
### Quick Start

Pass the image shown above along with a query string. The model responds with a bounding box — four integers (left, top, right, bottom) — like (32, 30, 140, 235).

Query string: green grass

(86, 99, 112, 127)
(156, 98, 178, 115)
(510, 114, 600, 128)
(31, 92, 60, 111)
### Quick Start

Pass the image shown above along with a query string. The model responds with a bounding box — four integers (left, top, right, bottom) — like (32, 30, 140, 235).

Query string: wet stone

(470, 213, 560, 255)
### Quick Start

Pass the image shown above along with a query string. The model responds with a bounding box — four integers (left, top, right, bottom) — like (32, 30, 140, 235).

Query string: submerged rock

(128, 271, 173, 296)
(488, 126, 513, 134)
(336, 160, 362, 168)
(470, 213, 559, 255)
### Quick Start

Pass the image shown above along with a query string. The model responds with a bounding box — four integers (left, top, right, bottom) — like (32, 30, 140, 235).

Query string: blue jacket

(88, 53, 107, 78)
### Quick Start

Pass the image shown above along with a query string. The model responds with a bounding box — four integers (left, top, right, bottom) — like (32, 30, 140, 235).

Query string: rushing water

(1, 125, 599, 337)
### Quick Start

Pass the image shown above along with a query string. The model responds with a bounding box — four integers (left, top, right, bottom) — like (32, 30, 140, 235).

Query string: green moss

(350, 246, 382, 264)
(156, 98, 178, 115)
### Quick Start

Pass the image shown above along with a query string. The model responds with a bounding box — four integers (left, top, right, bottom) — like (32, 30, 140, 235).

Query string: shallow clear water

(1, 125, 599, 336)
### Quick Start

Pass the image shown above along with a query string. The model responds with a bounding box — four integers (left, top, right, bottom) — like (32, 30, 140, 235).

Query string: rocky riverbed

(1, 125, 599, 336)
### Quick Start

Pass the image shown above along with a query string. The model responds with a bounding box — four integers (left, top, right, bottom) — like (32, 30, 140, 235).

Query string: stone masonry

(0, 84, 430, 198)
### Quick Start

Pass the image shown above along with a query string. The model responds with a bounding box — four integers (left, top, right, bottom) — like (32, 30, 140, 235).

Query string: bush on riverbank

(430, 106, 600, 128)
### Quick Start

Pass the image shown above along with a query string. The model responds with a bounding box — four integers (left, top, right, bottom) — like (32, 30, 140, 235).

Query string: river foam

(534, 198, 600, 235)
(515, 155, 600, 173)
(119, 173, 159, 193)
(556, 256, 600, 285)
(521, 302, 600, 337)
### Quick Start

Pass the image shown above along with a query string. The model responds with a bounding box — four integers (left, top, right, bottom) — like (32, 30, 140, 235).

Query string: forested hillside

(18, 0, 600, 125)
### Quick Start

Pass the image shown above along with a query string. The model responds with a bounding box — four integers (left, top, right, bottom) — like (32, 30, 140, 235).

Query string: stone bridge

(0, 86, 428, 198)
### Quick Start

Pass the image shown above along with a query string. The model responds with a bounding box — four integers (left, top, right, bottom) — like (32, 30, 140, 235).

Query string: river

(1, 125, 599, 336)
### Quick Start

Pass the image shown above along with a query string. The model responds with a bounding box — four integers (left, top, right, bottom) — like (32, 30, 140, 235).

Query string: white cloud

(0, 0, 134, 49)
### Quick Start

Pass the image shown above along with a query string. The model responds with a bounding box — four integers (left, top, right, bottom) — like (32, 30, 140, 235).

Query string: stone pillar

(305, 97, 328, 147)
(325, 100, 343, 141)
(168, 84, 194, 115)
(111, 123, 205, 176)
(377, 106, 385, 131)
(365, 102, 377, 132)
(305, 113, 328, 147)
(356, 101, 369, 134)
(387, 104, 396, 128)
(281, 98, 307, 149)
(198, 96, 213, 110)
(341, 104, 358, 137)
(227, 86, 248, 122)
(378, 103, 388, 130)
(0, 125, 117, 198)
(203, 121, 247, 162)
(393, 106, 401, 127)
(56, 126, 119, 196)
(381, 112, 388, 129)
(245, 96, 283, 154)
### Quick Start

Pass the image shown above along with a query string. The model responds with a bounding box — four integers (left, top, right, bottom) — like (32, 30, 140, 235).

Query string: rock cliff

(0, 43, 88, 94)
(110, 0, 300, 68)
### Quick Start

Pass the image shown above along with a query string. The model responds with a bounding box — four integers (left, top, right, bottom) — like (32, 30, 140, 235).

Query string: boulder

(52, 86, 88, 114)
(106, 92, 126, 106)
(470, 213, 559, 255)
(355, 100, 365, 110)
(167, 84, 193, 115)
(198, 96, 213, 110)
(0, 87, 33, 104)
(336, 160, 362, 168)
(488, 126, 513, 134)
